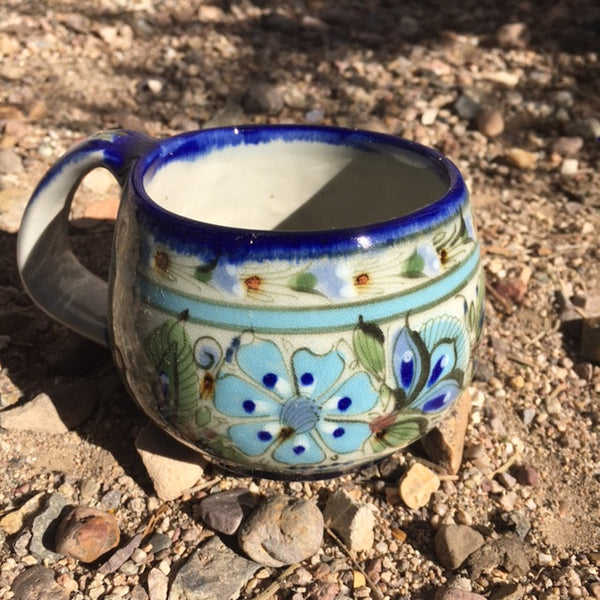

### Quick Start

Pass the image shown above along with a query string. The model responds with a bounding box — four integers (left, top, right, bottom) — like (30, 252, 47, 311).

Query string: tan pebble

(56, 573, 79, 592)
(391, 527, 407, 543)
(509, 375, 525, 389)
(55, 506, 120, 563)
(0, 492, 45, 535)
(353, 570, 366, 589)
(399, 463, 440, 510)
(505, 148, 538, 170)
(477, 109, 504, 137)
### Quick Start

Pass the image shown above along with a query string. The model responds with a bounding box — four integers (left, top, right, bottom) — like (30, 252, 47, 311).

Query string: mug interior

(141, 127, 450, 231)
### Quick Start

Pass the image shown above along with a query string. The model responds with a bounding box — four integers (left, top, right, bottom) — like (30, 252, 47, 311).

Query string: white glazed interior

(143, 139, 448, 231)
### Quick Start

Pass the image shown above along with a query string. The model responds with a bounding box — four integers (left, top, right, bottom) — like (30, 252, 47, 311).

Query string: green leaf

(353, 317, 385, 375)
(370, 415, 427, 453)
(144, 319, 200, 427)
(401, 252, 425, 278)
(290, 272, 318, 293)
(194, 267, 213, 283)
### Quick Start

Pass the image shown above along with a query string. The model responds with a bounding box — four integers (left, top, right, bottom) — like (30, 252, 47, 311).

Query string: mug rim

(130, 124, 468, 262)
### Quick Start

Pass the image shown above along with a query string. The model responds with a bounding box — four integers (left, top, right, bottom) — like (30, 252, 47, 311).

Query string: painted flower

(392, 316, 469, 414)
(214, 340, 379, 465)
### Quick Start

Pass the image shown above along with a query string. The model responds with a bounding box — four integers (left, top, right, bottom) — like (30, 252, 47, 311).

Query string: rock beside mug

(17, 125, 483, 479)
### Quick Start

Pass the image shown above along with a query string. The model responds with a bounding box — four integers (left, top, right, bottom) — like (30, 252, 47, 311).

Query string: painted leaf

(144, 319, 199, 427)
(370, 415, 427, 453)
(353, 317, 385, 375)
(401, 251, 425, 278)
(290, 272, 318, 294)
(392, 326, 429, 397)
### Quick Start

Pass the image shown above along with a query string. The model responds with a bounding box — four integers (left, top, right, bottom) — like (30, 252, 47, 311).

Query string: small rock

(242, 83, 284, 115)
(477, 109, 504, 137)
(197, 488, 258, 535)
(505, 148, 538, 170)
(566, 117, 600, 140)
(323, 488, 375, 553)
(399, 463, 440, 509)
(469, 534, 533, 579)
(11, 565, 69, 600)
(496, 472, 517, 489)
(501, 511, 531, 540)
(0, 383, 98, 434)
(580, 317, 600, 364)
(454, 93, 481, 120)
(239, 495, 323, 567)
(169, 535, 260, 600)
(309, 581, 340, 600)
(422, 387, 473, 474)
(147, 533, 172, 554)
(0, 147, 24, 175)
(551, 136, 583, 157)
(494, 277, 527, 305)
(147, 567, 168, 600)
(573, 362, 593, 381)
(489, 582, 524, 599)
(421, 107, 438, 126)
(30, 494, 69, 562)
(135, 422, 206, 501)
(145, 78, 163, 94)
(496, 23, 530, 48)
(0, 492, 45, 535)
(561, 158, 578, 175)
(131, 585, 150, 600)
(83, 197, 120, 220)
(510, 464, 540, 487)
(435, 588, 486, 600)
(435, 524, 485, 570)
(55, 506, 120, 563)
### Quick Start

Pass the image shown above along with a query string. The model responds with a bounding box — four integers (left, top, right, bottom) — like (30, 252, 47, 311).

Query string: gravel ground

(1, 1, 600, 599)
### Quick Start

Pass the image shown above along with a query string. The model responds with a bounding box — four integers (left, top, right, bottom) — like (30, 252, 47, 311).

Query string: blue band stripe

(137, 246, 480, 333)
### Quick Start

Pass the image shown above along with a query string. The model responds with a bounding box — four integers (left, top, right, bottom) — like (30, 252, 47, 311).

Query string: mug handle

(17, 130, 156, 347)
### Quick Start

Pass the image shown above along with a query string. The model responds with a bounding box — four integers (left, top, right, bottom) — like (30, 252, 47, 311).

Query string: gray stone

(551, 136, 583, 157)
(434, 524, 485, 570)
(454, 94, 481, 120)
(323, 488, 375, 553)
(147, 533, 172, 554)
(242, 83, 284, 115)
(168, 535, 260, 600)
(197, 488, 258, 535)
(238, 495, 324, 567)
(29, 493, 69, 562)
(11, 565, 69, 600)
(468, 534, 533, 579)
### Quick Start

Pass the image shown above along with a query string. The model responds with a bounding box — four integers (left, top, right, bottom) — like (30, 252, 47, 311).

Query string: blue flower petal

(410, 379, 461, 413)
(228, 422, 281, 456)
(420, 317, 468, 374)
(317, 421, 372, 453)
(427, 341, 457, 387)
(214, 374, 283, 417)
(292, 349, 344, 399)
(392, 327, 426, 397)
(236, 340, 292, 397)
(272, 433, 325, 464)
(320, 372, 378, 415)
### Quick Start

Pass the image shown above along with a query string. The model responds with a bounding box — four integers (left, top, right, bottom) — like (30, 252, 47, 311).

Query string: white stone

(0, 393, 68, 434)
(135, 423, 206, 501)
(323, 488, 375, 553)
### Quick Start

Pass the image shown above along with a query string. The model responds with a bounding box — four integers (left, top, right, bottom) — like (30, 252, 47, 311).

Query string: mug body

(109, 126, 483, 479)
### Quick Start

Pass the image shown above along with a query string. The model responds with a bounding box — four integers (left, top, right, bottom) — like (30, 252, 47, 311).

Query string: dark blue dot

(262, 373, 278, 388)
(293, 445, 306, 455)
(337, 397, 352, 411)
(257, 430, 272, 441)
(333, 427, 345, 438)
(300, 372, 314, 386)
(242, 399, 256, 414)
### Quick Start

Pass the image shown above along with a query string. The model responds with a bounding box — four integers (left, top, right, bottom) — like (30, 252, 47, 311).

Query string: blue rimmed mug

(17, 126, 483, 479)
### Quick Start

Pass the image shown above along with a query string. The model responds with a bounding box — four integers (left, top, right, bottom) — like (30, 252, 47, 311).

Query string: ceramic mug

(17, 126, 483, 479)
